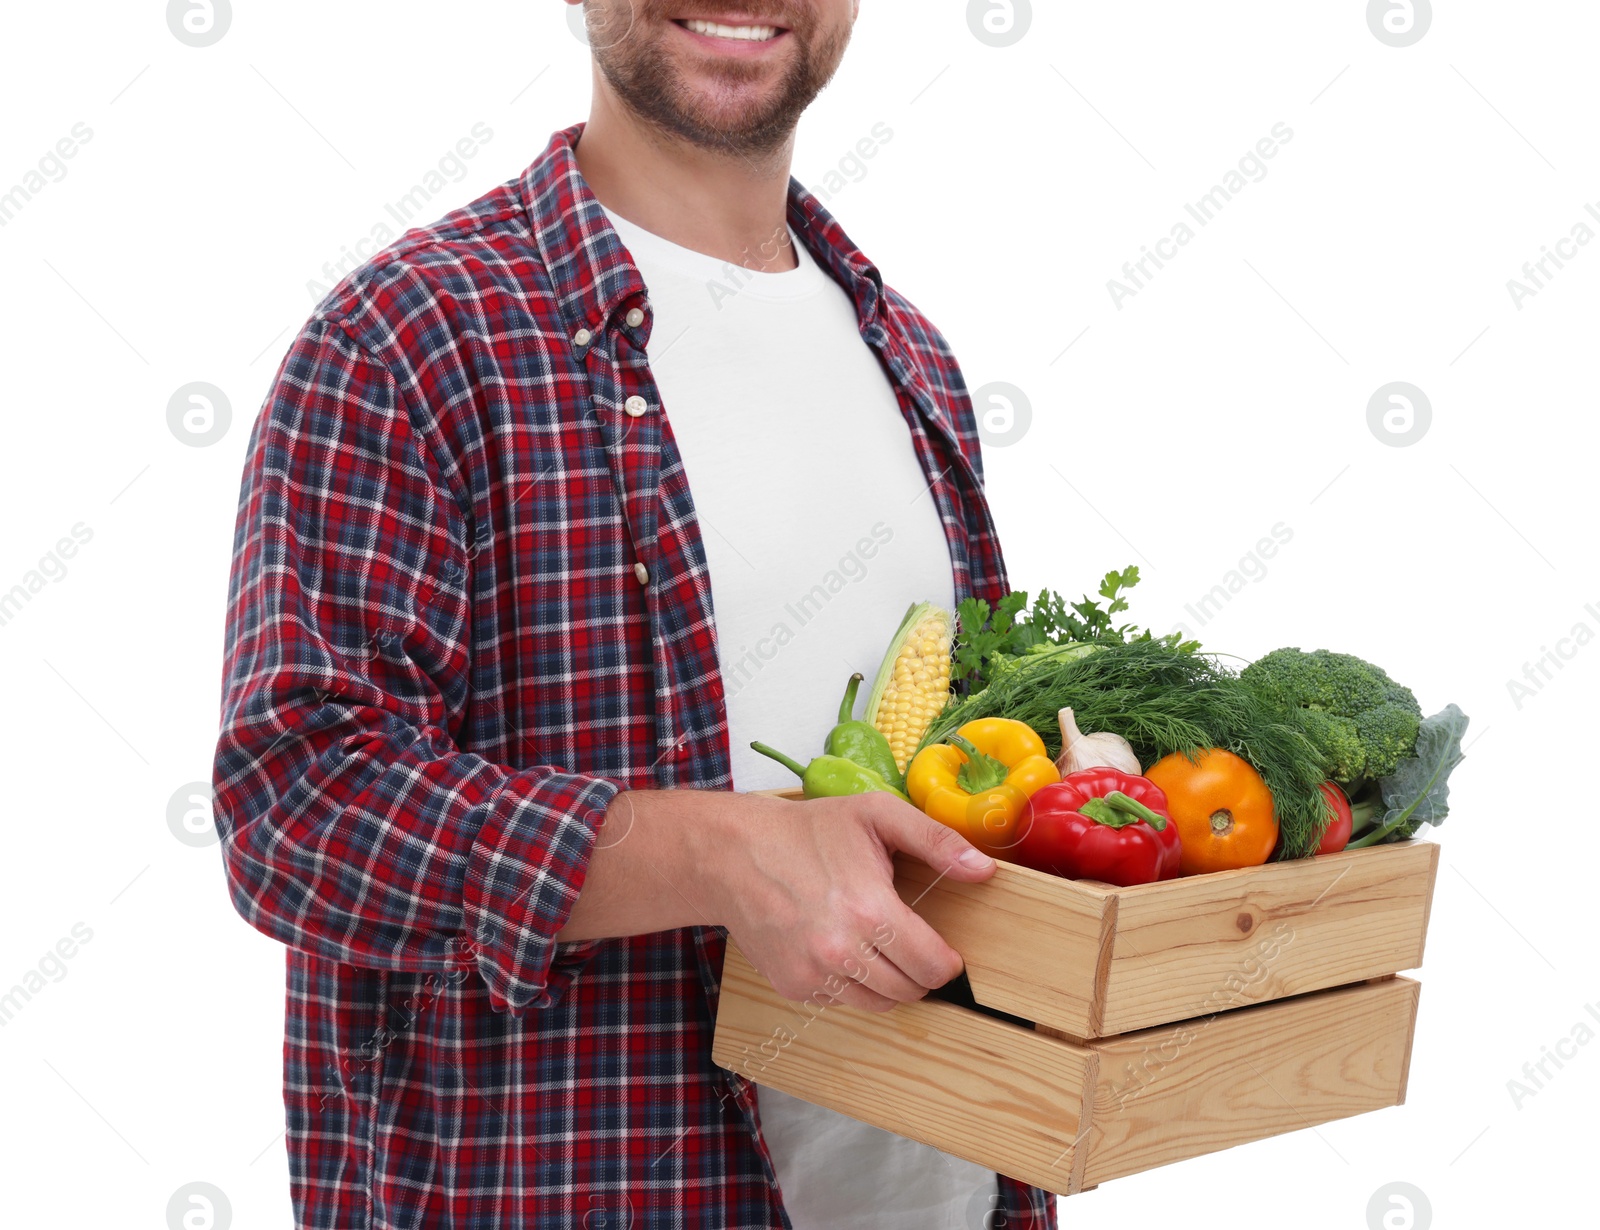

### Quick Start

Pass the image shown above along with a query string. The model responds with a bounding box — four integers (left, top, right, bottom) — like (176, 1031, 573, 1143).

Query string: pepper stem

(838, 673, 863, 724)
(946, 734, 1012, 794)
(1077, 790, 1168, 831)
(750, 741, 806, 781)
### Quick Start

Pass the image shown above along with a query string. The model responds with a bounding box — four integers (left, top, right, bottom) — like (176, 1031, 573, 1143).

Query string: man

(214, 0, 1056, 1225)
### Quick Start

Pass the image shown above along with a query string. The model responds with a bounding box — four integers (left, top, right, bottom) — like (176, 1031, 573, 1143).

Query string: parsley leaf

(952, 565, 1198, 691)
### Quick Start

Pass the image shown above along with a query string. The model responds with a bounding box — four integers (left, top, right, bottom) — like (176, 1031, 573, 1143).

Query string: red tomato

(1317, 782, 1353, 854)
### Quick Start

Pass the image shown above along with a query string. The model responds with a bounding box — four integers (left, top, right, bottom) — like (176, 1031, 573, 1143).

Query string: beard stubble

(586, 1, 851, 158)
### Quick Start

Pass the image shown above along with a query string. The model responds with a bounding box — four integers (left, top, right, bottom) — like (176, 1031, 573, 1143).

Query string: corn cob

(863, 601, 954, 774)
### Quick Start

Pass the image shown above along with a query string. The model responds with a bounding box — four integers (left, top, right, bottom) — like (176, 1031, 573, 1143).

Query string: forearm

(557, 788, 780, 940)
(570, 787, 998, 1012)
(217, 707, 619, 964)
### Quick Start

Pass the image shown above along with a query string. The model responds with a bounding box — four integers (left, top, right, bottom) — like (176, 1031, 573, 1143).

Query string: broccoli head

(1291, 708, 1366, 783)
(1240, 648, 1422, 784)
(1353, 701, 1425, 779)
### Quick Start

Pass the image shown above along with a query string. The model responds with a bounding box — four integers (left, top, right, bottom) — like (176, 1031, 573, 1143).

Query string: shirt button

(624, 396, 648, 418)
(633, 561, 650, 586)
(573, 328, 593, 347)
(625, 308, 645, 328)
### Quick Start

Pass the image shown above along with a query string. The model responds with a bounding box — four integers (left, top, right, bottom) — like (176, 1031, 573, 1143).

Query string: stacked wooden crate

(713, 791, 1439, 1196)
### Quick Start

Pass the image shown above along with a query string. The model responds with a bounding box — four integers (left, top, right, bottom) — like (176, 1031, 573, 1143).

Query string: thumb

(872, 798, 996, 882)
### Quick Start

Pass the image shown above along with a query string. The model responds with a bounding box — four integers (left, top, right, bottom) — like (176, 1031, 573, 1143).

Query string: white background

(1, 2, 1594, 1227)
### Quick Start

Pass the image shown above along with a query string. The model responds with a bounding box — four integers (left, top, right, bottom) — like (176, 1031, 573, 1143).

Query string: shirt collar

(522, 123, 888, 341)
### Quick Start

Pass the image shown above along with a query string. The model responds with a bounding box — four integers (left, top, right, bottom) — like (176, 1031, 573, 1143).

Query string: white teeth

(682, 18, 780, 41)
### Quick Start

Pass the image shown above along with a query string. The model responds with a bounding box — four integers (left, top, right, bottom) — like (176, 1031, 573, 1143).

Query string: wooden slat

(1081, 976, 1419, 1186)
(1395, 973, 1422, 1104)
(893, 854, 1114, 1039)
(745, 787, 1440, 1042)
(712, 943, 1097, 1196)
(1097, 841, 1438, 1035)
(751, 788, 1113, 1036)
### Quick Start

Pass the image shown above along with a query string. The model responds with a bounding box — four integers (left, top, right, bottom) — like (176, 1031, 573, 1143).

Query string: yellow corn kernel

(864, 603, 953, 773)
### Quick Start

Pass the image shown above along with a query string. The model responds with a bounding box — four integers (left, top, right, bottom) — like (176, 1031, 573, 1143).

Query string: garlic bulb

(1055, 707, 1141, 776)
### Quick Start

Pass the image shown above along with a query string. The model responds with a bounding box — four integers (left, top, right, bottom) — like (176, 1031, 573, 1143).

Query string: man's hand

(704, 792, 996, 1013)
(558, 788, 995, 1013)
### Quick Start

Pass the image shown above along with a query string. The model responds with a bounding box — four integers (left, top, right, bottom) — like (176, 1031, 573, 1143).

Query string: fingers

(761, 908, 956, 1011)
(805, 937, 947, 1011)
(760, 938, 907, 1013)
(815, 894, 963, 1002)
(825, 979, 897, 1014)
(845, 900, 970, 1001)
(867, 794, 997, 882)
(727, 793, 985, 1016)
(841, 950, 930, 1006)
(870, 903, 965, 992)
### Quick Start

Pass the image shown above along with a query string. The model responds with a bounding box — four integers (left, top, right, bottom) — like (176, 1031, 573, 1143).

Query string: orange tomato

(1144, 748, 1277, 875)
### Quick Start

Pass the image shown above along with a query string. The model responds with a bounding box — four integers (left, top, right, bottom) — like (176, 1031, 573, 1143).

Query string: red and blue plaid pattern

(214, 122, 1055, 1229)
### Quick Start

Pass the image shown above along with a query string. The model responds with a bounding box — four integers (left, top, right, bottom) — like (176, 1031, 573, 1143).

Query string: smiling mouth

(672, 17, 788, 43)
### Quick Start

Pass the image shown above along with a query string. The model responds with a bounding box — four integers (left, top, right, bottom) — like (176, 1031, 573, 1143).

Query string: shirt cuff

(462, 768, 625, 1013)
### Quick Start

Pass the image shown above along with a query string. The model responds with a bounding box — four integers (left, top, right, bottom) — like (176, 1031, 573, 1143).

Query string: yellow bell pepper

(906, 718, 1061, 858)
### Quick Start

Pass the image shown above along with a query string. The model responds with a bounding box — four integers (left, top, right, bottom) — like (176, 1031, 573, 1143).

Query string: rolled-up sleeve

(213, 319, 621, 1012)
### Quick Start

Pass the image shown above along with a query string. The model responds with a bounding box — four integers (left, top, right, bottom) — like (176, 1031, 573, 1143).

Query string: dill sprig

(917, 639, 1331, 859)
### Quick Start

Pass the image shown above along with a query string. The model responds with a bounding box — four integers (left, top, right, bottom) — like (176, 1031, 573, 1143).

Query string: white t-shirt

(600, 205, 995, 1229)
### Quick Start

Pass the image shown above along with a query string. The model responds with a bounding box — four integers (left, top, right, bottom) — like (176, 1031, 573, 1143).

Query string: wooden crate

(711, 790, 1439, 1196)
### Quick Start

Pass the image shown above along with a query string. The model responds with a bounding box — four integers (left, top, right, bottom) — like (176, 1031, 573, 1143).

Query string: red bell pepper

(1013, 767, 1181, 886)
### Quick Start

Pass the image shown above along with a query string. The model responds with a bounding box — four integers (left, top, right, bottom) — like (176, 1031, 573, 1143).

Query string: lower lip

(670, 20, 791, 56)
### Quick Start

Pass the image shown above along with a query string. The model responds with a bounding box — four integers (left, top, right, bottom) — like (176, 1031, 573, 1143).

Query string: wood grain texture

(893, 854, 1114, 1039)
(1096, 841, 1439, 1035)
(712, 943, 1097, 1196)
(1396, 973, 1422, 1104)
(746, 789, 1440, 1041)
(713, 946, 1421, 1195)
(1081, 976, 1419, 1187)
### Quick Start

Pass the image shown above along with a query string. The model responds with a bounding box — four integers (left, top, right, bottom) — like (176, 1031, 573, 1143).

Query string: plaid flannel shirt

(214, 122, 1057, 1229)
